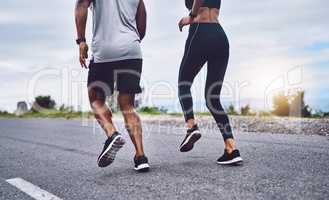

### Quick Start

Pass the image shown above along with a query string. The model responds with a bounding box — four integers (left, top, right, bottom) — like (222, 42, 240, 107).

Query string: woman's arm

(178, 0, 204, 31)
(190, 0, 204, 17)
(136, 0, 147, 41)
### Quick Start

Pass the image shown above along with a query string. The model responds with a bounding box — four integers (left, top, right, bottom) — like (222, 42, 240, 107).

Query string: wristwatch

(189, 11, 197, 18)
(76, 37, 86, 45)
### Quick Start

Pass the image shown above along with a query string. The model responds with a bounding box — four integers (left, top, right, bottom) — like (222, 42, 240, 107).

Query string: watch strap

(76, 38, 86, 45)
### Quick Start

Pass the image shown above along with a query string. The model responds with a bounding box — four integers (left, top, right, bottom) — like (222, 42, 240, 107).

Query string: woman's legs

(177, 25, 207, 152)
(178, 28, 206, 128)
(205, 54, 236, 153)
(178, 57, 205, 128)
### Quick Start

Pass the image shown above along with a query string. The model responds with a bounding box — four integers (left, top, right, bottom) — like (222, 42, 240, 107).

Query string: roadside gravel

(140, 115, 329, 137)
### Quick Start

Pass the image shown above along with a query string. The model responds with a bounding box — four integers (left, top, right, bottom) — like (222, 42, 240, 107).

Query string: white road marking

(6, 177, 62, 200)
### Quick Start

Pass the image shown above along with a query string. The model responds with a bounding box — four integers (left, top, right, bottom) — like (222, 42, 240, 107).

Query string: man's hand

(178, 16, 194, 32)
(79, 42, 89, 68)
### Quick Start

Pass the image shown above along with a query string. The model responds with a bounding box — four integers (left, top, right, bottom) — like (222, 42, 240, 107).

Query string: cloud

(0, 0, 328, 112)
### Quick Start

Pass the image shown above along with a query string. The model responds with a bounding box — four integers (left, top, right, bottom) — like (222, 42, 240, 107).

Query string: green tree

(159, 106, 168, 114)
(272, 92, 290, 116)
(226, 104, 238, 115)
(31, 95, 56, 112)
(290, 91, 312, 117)
(0, 110, 9, 115)
(240, 104, 251, 116)
(0, 110, 14, 117)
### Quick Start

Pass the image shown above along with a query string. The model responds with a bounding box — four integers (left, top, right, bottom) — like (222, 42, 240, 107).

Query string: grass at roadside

(0, 110, 325, 120)
(0, 110, 94, 119)
(0, 111, 16, 118)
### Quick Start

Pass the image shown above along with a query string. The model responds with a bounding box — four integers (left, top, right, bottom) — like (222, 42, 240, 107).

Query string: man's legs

(87, 60, 117, 138)
(117, 93, 144, 157)
(114, 59, 149, 171)
(88, 87, 125, 168)
(88, 87, 116, 137)
(118, 93, 149, 172)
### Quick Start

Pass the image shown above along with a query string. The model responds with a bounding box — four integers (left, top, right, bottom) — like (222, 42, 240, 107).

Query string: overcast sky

(0, 0, 328, 112)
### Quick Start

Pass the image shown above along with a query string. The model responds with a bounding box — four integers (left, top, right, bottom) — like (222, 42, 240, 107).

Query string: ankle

(103, 124, 116, 138)
(225, 148, 234, 154)
(135, 152, 144, 158)
(105, 129, 117, 138)
(224, 138, 236, 153)
(186, 119, 196, 129)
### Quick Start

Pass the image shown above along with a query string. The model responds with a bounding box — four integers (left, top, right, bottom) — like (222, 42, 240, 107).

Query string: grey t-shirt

(91, 0, 142, 63)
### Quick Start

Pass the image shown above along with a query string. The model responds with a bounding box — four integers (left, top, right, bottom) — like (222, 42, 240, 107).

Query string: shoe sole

(179, 131, 201, 152)
(97, 136, 125, 168)
(134, 163, 150, 172)
(217, 157, 243, 165)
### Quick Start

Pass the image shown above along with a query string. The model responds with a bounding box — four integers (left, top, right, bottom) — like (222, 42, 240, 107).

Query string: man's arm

(136, 0, 147, 41)
(75, 0, 91, 39)
(75, 0, 92, 68)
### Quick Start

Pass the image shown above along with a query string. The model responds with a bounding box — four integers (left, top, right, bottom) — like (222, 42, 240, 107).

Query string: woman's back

(185, 0, 221, 23)
(185, 0, 221, 10)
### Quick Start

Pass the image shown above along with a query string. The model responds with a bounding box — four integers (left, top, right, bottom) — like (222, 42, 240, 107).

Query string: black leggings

(178, 23, 233, 140)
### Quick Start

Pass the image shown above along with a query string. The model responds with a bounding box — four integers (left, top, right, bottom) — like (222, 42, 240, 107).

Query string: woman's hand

(178, 16, 194, 32)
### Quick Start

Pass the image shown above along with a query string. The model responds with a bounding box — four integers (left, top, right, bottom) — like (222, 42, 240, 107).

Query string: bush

(240, 104, 252, 116)
(258, 110, 272, 117)
(312, 110, 329, 118)
(31, 96, 56, 112)
(226, 104, 238, 115)
(138, 106, 162, 114)
(290, 91, 312, 117)
(0, 110, 14, 117)
(272, 90, 314, 118)
(272, 92, 290, 116)
(159, 106, 168, 114)
(0, 110, 9, 115)
(59, 104, 74, 112)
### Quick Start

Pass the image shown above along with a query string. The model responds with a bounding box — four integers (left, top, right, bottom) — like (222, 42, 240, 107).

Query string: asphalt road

(0, 118, 328, 200)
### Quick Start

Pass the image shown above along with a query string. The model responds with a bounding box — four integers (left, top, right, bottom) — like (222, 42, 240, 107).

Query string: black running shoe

(97, 132, 125, 168)
(217, 149, 243, 165)
(179, 124, 202, 152)
(134, 155, 150, 172)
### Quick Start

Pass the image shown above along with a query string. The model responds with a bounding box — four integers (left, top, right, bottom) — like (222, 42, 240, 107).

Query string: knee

(119, 102, 132, 113)
(205, 96, 222, 111)
(88, 87, 106, 108)
(118, 100, 134, 115)
(121, 105, 140, 125)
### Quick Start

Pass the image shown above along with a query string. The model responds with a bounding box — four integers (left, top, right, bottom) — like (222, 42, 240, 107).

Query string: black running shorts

(87, 59, 142, 96)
